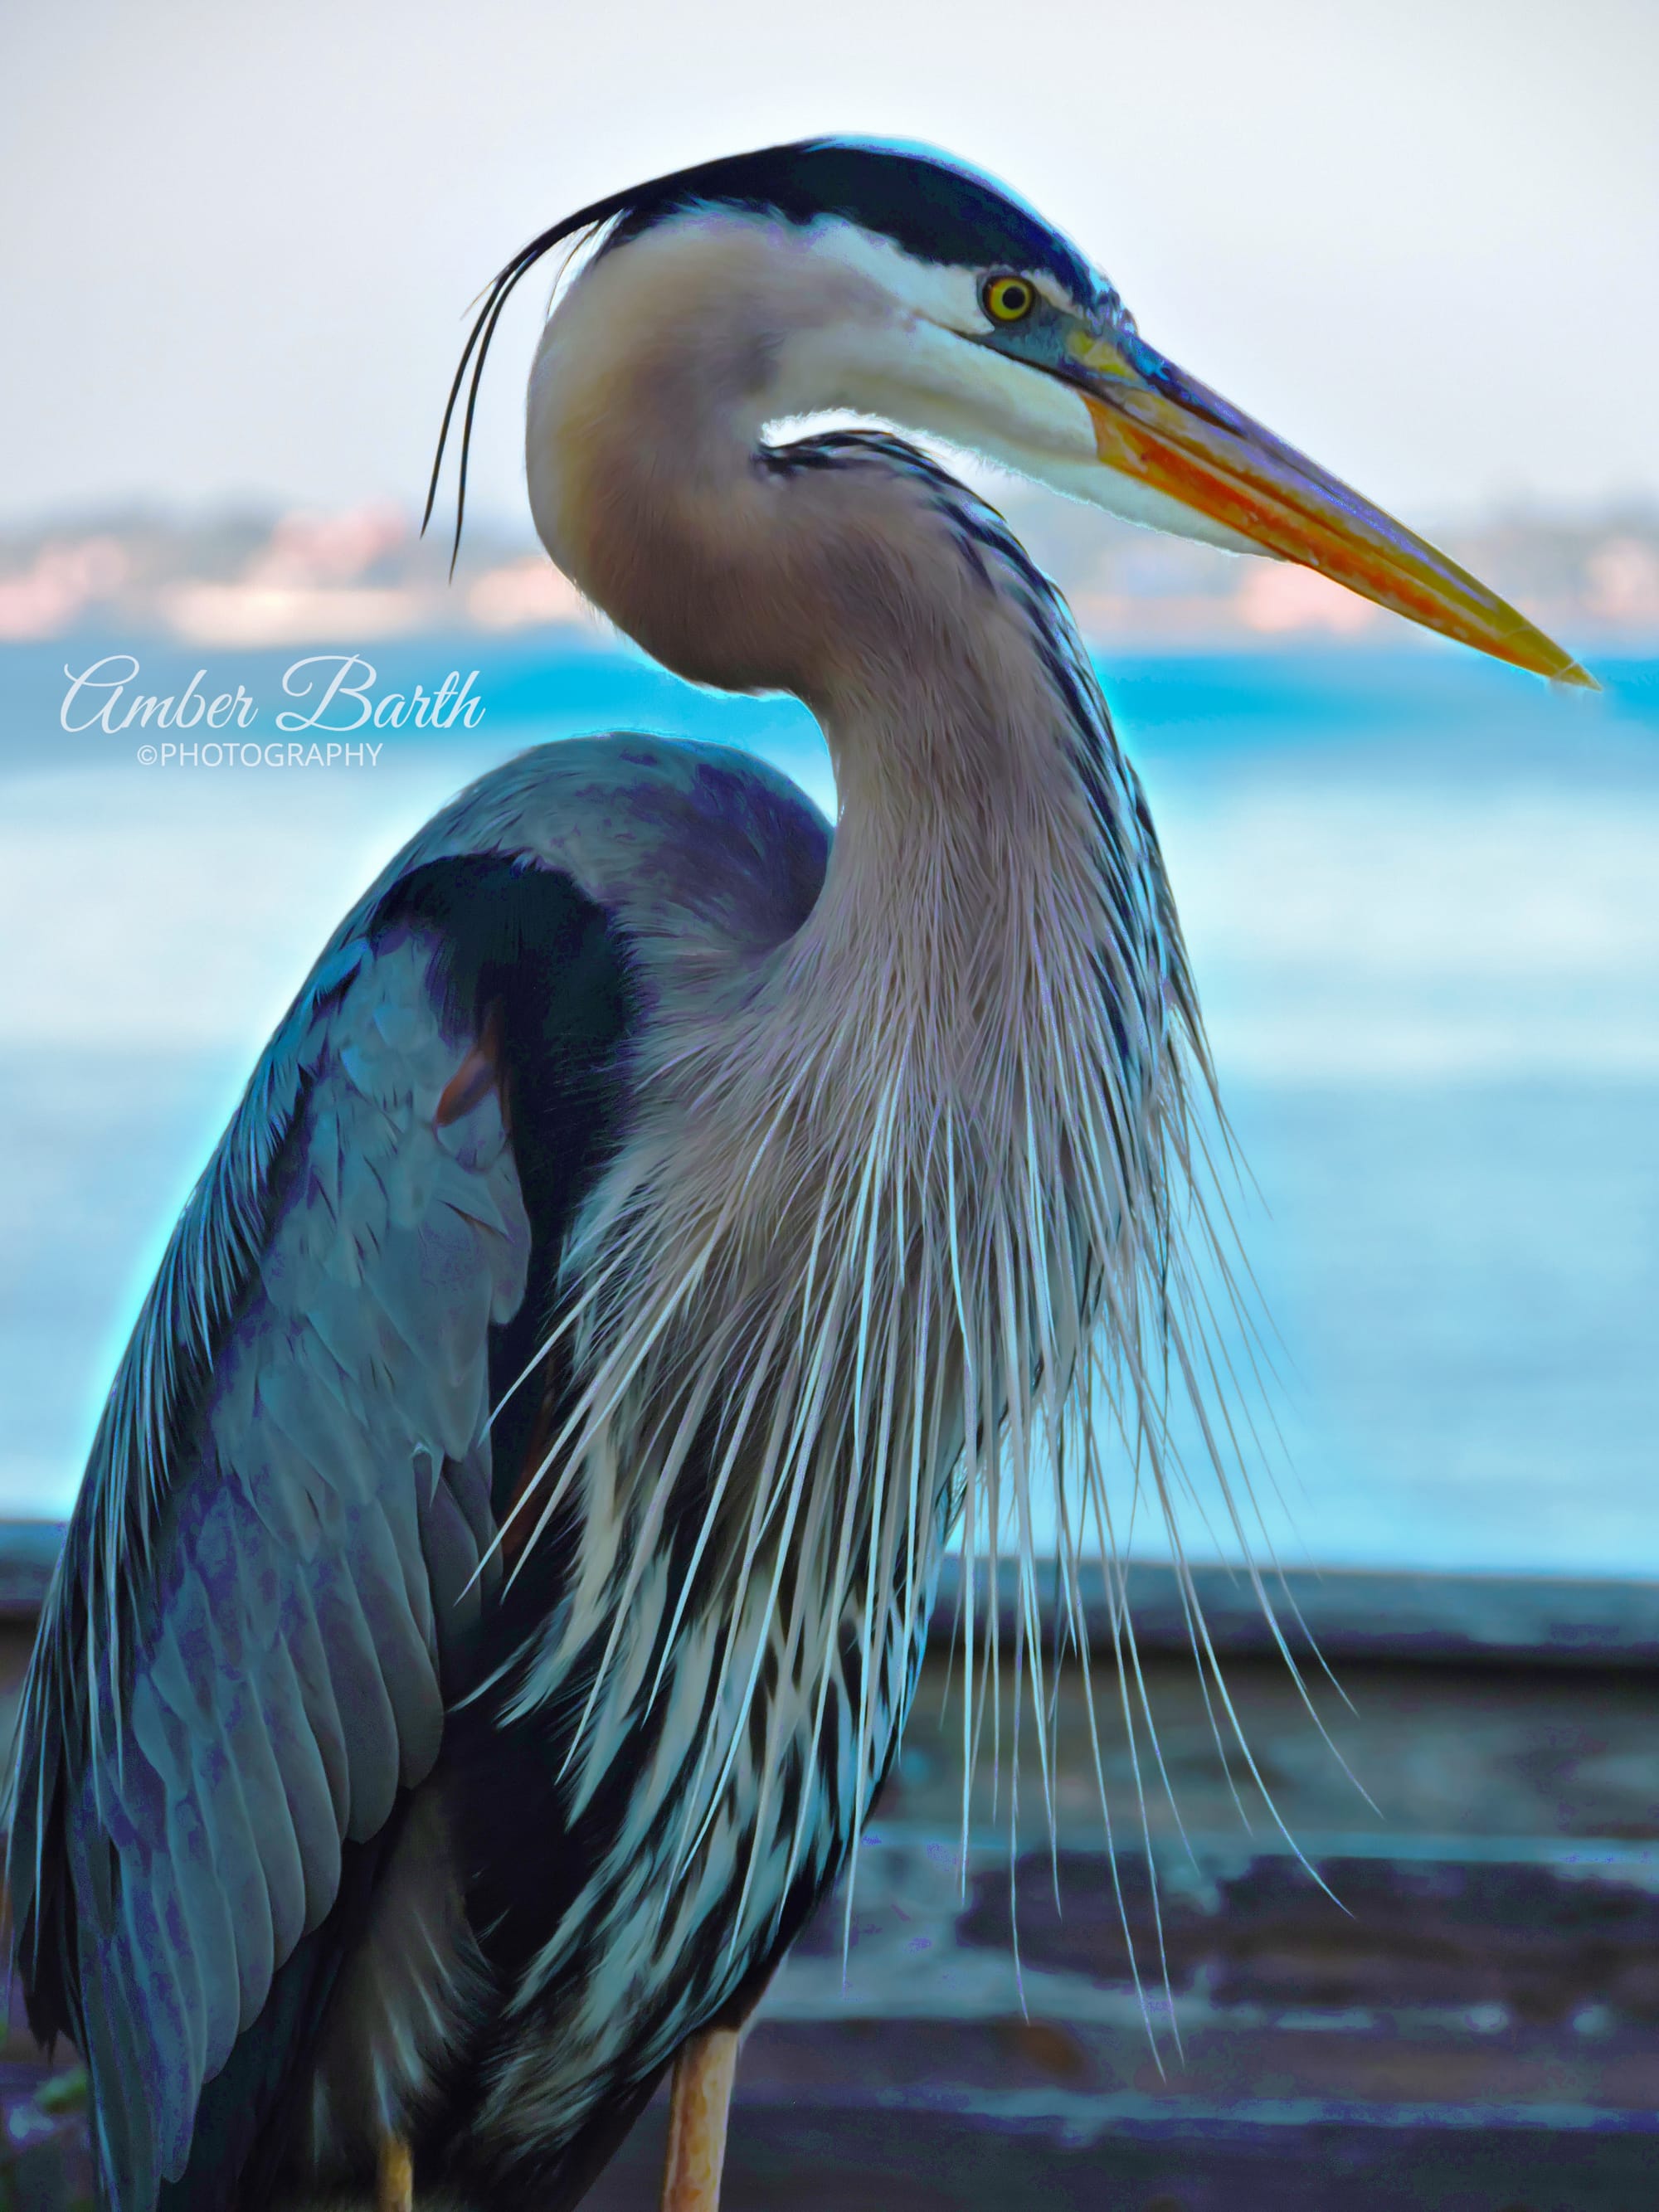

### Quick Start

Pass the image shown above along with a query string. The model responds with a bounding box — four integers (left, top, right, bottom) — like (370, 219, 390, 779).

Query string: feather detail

(464, 443, 1266, 2164)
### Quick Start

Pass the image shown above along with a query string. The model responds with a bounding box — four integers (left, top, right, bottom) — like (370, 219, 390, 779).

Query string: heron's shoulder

(368, 733, 833, 955)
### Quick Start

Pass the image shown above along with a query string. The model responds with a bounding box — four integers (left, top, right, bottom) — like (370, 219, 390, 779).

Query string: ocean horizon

(3, 638, 1655, 1576)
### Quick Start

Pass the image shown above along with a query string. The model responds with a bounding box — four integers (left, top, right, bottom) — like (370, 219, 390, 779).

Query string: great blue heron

(5, 139, 1584, 2212)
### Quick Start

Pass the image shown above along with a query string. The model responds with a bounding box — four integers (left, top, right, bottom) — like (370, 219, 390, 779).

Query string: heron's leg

(659, 2025, 740, 2212)
(376, 2133, 414, 2212)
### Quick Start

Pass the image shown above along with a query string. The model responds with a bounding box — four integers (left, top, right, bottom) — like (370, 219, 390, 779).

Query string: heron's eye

(981, 275, 1036, 325)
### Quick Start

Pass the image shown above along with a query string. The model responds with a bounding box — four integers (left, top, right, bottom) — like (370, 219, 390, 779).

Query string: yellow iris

(981, 275, 1035, 324)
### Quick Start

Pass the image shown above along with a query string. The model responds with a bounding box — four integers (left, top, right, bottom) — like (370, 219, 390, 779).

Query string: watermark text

(60, 653, 485, 764)
(134, 740, 385, 769)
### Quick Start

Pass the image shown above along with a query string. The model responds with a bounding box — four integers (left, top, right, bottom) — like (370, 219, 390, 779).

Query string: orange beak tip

(1076, 355, 1610, 700)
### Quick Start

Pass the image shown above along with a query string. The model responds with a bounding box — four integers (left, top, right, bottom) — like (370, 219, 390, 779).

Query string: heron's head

(435, 138, 1588, 687)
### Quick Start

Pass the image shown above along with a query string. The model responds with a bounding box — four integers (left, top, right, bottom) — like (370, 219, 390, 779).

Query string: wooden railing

(2, 1529, 1656, 2210)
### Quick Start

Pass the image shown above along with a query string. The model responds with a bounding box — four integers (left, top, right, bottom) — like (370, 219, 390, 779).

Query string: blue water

(2, 638, 1656, 1573)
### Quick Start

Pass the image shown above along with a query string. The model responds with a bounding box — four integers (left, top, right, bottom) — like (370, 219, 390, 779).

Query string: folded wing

(4, 850, 635, 2212)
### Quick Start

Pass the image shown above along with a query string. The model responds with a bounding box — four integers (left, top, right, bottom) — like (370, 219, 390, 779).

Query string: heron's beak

(1063, 329, 1594, 688)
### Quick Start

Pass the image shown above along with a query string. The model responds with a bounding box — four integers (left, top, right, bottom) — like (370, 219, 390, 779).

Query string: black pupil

(1001, 284, 1027, 314)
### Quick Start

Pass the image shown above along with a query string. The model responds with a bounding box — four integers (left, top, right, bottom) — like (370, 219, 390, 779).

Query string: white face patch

(762, 216, 1261, 555)
(800, 216, 987, 332)
(767, 301, 1102, 477)
(753, 215, 1099, 480)
(796, 214, 1079, 333)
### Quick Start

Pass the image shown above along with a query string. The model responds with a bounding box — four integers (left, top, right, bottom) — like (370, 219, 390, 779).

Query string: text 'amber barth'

(59, 652, 488, 733)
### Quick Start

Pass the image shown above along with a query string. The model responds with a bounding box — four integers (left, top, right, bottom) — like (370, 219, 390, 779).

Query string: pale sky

(2, 0, 1656, 529)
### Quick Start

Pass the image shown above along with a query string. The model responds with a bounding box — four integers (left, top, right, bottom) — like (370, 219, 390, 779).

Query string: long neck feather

(513, 221, 1267, 1998)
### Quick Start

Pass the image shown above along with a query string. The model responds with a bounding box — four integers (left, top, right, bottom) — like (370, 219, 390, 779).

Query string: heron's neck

(528, 250, 1108, 997)
(807, 649, 1107, 1041)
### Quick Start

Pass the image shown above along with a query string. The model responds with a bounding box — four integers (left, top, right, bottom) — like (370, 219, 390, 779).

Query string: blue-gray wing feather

(2, 733, 828, 2211)
(10, 922, 530, 2210)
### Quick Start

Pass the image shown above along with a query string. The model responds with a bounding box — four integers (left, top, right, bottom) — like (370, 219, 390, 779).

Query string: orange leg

(376, 2132, 413, 2212)
(660, 2025, 741, 2212)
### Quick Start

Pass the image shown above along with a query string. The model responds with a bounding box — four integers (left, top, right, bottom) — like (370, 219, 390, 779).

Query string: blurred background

(2, 0, 1655, 1569)
(2, 2, 1657, 2204)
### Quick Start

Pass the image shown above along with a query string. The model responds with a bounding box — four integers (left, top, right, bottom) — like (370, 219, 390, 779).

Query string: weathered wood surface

(598, 1652, 1659, 2206)
(0, 1525, 64, 1621)
(931, 1555, 1659, 1670)
(2, 1548, 1657, 2207)
(7, 1520, 1659, 1662)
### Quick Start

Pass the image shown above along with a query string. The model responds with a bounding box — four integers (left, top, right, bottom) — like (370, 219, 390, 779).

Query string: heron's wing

(3, 853, 634, 2212)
